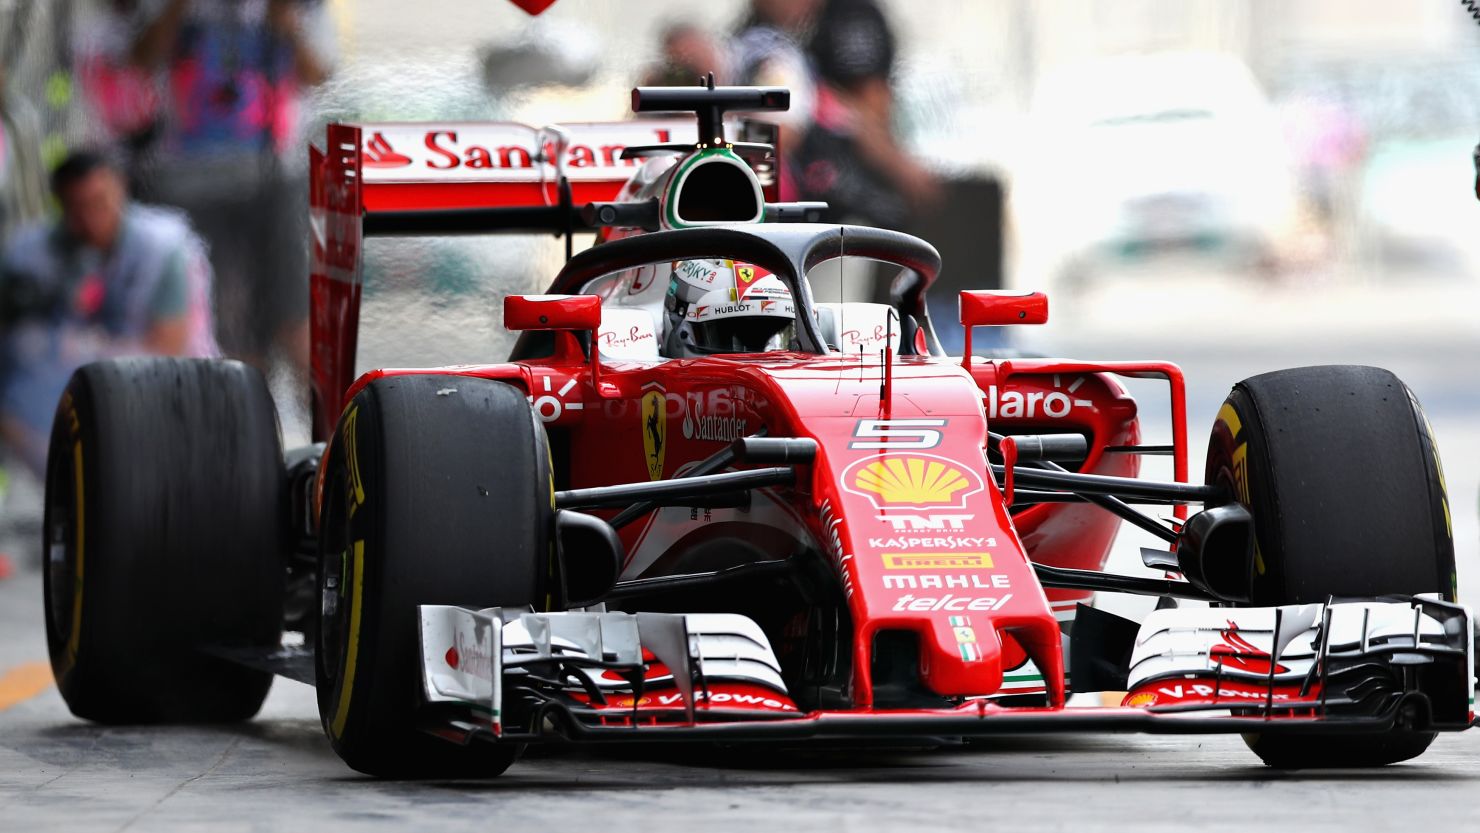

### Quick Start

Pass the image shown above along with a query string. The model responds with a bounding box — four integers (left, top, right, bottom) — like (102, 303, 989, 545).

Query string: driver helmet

(663, 258, 796, 356)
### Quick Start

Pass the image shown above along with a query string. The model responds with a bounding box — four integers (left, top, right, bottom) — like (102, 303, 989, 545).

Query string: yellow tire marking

(1217, 402, 1264, 575)
(545, 437, 555, 611)
(0, 662, 55, 712)
(343, 406, 365, 518)
(63, 441, 85, 676)
(330, 539, 365, 740)
(1216, 402, 1241, 438)
(1420, 411, 1453, 538)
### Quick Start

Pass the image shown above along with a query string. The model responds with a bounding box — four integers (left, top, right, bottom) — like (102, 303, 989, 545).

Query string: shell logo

(1123, 691, 1158, 708)
(841, 453, 985, 511)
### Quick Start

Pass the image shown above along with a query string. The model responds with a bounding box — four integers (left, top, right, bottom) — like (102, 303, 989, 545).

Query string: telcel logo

(892, 593, 1013, 612)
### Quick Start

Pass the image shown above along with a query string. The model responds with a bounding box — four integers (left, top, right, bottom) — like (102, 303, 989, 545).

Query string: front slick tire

(315, 375, 553, 778)
(43, 358, 284, 723)
(1206, 365, 1454, 769)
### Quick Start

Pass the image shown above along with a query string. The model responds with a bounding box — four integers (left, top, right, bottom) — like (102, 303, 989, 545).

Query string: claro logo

(986, 380, 1093, 420)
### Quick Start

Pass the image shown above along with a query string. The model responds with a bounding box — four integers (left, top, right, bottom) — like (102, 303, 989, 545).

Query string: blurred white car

(1340, 56, 1480, 277)
(1011, 52, 1300, 292)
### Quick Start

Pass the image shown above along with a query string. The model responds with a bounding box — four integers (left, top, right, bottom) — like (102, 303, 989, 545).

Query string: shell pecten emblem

(1123, 691, 1158, 708)
(842, 453, 985, 511)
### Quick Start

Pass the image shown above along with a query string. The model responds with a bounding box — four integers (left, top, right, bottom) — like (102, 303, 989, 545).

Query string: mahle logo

(842, 453, 984, 511)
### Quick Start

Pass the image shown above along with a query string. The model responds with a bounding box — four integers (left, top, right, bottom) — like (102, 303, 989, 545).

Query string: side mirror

(960, 290, 1048, 369)
(959, 290, 1049, 328)
(503, 294, 602, 332)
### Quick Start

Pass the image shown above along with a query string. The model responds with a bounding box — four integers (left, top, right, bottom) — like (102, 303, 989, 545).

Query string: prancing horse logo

(640, 389, 666, 480)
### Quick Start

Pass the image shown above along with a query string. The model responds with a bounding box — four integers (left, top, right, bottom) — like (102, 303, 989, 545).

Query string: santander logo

(362, 132, 412, 168)
(357, 124, 681, 180)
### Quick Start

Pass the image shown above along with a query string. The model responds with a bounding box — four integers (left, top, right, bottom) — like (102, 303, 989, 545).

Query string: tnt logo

(877, 513, 973, 530)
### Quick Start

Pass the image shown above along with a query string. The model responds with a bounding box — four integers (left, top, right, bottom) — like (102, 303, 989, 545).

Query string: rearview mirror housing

(960, 290, 1049, 369)
(959, 290, 1049, 328)
(503, 294, 602, 332)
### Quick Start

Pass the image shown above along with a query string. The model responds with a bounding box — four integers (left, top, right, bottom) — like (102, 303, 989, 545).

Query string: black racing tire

(315, 375, 553, 778)
(1205, 365, 1454, 769)
(43, 358, 285, 723)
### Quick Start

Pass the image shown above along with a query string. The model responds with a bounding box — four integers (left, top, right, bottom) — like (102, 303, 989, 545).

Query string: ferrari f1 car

(41, 85, 1470, 777)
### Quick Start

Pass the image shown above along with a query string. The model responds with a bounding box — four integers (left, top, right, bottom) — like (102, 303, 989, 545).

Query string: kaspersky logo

(362, 132, 412, 168)
(842, 453, 984, 511)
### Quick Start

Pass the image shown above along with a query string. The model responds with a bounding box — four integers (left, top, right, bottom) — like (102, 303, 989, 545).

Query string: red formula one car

(41, 85, 1470, 777)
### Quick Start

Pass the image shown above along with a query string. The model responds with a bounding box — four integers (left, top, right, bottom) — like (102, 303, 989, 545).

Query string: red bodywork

(309, 123, 1193, 708)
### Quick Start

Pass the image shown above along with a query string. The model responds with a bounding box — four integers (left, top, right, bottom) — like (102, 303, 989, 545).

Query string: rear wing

(349, 120, 700, 210)
(307, 118, 778, 440)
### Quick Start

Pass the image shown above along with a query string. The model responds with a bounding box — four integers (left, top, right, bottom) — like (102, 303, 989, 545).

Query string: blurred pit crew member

(641, 23, 732, 87)
(0, 150, 216, 476)
(801, 0, 940, 229)
(0, 67, 49, 245)
(733, 0, 824, 199)
(124, 0, 334, 376)
(661, 258, 796, 358)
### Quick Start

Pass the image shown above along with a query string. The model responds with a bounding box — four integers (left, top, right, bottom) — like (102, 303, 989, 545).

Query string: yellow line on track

(0, 662, 55, 712)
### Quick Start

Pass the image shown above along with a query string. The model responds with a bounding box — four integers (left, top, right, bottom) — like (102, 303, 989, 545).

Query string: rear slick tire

(315, 375, 553, 778)
(1205, 365, 1454, 769)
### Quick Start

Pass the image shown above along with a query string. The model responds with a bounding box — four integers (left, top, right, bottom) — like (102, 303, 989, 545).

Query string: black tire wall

(44, 358, 285, 723)
(1206, 365, 1454, 768)
(315, 374, 552, 778)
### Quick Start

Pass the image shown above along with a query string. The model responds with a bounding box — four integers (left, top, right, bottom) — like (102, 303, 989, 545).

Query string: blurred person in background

(733, 0, 823, 199)
(0, 68, 50, 245)
(71, 1, 166, 195)
(799, 0, 940, 230)
(0, 150, 216, 478)
(122, 0, 334, 376)
(0, 66, 51, 580)
(1281, 92, 1366, 266)
(640, 23, 730, 87)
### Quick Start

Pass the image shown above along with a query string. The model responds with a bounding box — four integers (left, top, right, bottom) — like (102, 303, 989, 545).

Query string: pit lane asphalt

(3, 563, 1480, 833)
(4, 276, 1480, 832)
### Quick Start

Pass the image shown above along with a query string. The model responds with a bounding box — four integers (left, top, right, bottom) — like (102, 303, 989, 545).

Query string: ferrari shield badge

(641, 389, 666, 480)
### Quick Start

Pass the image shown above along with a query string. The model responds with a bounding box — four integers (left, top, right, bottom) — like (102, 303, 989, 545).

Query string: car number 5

(850, 418, 947, 449)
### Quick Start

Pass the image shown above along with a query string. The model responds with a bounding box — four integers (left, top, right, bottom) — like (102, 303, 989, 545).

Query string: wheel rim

(44, 441, 80, 665)
(318, 465, 350, 685)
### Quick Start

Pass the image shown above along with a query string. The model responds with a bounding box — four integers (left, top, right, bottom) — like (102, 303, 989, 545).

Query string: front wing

(415, 598, 1474, 746)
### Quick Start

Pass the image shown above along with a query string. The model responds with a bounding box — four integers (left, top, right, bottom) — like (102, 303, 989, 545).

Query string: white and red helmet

(664, 258, 795, 355)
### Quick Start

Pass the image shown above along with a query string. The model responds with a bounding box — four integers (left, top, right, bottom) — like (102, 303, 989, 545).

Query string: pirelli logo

(881, 552, 994, 570)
